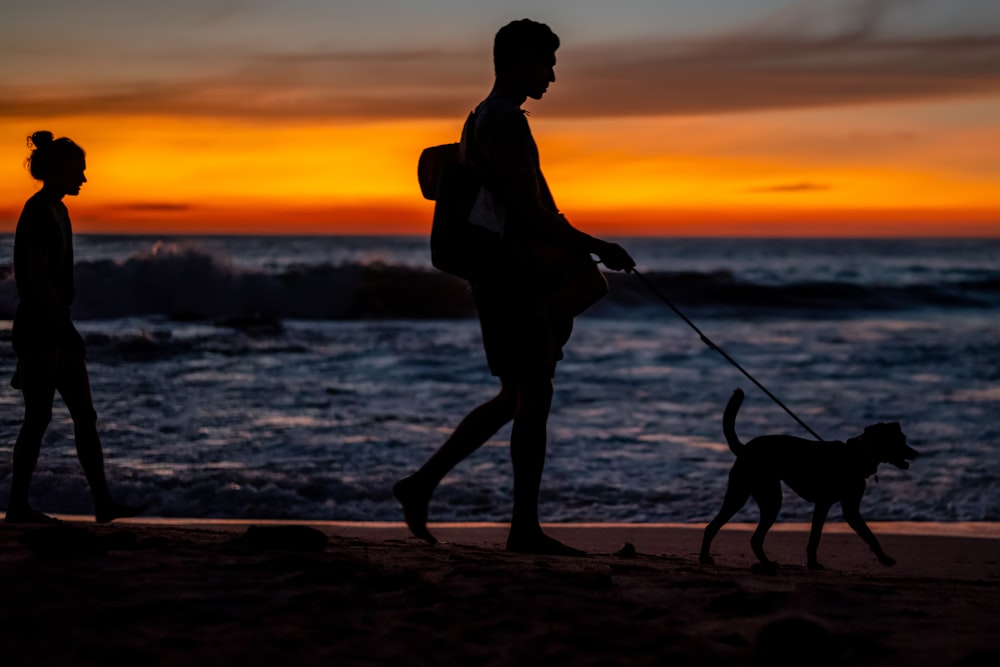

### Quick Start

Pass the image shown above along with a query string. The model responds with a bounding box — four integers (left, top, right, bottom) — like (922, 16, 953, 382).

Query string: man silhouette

(395, 19, 634, 555)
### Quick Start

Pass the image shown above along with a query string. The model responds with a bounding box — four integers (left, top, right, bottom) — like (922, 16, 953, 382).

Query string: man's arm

(481, 110, 634, 271)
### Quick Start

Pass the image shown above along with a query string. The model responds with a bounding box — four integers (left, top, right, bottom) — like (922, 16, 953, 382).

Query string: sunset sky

(1, 0, 998, 236)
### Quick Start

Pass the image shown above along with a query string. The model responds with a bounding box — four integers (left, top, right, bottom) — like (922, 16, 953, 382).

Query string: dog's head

(863, 422, 917, 469)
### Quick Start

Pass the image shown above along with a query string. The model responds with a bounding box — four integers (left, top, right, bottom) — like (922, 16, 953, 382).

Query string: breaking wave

(1, 243, 997, 321)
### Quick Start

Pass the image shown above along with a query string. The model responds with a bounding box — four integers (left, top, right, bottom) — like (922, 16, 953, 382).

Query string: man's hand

(597, 242, 635, 272)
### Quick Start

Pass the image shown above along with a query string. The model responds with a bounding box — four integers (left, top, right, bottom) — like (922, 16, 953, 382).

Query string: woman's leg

(5, 353, 59, 523)
(56, 354, 143, 523)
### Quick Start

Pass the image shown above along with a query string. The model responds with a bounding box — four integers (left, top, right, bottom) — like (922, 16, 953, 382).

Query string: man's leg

(505, 375, 584, 556)
(395, 381, 517, 543)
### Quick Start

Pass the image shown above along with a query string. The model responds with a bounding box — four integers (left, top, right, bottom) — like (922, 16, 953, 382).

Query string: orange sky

(2, 1, 999, 237)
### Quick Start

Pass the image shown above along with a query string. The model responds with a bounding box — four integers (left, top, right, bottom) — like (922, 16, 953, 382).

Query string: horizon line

(2, 230, 1000, 240)
(0, 229, 1000, 241)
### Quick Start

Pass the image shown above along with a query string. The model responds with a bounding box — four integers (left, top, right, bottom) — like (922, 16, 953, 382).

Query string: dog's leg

(842, 492, 895, 567)
(807, 501, 833, 570)
(699, 477, 750, 565)
(749, 481, 781, 575)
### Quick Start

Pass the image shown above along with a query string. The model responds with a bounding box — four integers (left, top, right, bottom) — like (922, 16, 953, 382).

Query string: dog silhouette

(700, 389, 917, 573)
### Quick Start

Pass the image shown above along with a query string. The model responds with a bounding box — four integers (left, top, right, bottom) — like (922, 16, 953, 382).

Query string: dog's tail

(723, 388, 745, 456)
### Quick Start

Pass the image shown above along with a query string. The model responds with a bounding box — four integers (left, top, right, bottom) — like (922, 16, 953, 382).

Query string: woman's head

(26, 131, 87, 196)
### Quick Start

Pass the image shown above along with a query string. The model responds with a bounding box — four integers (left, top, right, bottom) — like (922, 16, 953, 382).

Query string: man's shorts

(472, 281, 573, 380)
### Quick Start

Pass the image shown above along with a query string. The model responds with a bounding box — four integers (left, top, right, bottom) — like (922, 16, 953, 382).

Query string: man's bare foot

(4, 506, 61, 524)
(95, 500, 146, 524)
(393, 476, 437, 545)
(506, 531, 586, 557)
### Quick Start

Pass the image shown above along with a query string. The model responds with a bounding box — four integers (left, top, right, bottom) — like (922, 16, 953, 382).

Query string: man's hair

(493, 19, 560, 76)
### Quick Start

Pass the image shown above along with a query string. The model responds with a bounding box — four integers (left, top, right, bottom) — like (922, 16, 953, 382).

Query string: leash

(629, 268, 825, 441)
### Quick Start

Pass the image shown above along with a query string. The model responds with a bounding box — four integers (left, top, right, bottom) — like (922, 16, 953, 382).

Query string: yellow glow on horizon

(1, 115, 455, 202)
(1, 111, 998, 236)
(534, 114, 1000, 215)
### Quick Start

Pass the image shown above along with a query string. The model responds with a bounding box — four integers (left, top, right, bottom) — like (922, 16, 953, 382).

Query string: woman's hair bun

(28, 131, 55, 149)
(24, 131, 84, 181)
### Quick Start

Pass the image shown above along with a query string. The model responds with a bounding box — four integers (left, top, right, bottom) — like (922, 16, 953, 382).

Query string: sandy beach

(0, 520, 997, 666)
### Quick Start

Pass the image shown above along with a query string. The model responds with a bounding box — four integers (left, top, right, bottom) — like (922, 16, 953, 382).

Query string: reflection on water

(0, 235, 996, 523)
(1, 312, 994, 523)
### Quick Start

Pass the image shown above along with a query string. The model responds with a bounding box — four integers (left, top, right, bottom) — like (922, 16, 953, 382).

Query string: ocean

(0, 235, 997, 524)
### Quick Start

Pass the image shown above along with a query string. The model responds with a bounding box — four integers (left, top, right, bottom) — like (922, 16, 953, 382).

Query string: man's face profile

(522, 52, 556, 100)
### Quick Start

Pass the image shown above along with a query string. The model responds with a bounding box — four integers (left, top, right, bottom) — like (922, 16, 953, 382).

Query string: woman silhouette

(5, 131, 144, 523)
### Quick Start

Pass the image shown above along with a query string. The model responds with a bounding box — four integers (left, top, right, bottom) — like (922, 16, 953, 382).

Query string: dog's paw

(878, 554, 896, 567)
(699, 554, 715, 566)
(751, 561, 779, 576)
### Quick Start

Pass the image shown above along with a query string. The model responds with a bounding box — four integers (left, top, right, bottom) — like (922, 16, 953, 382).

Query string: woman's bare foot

(393, 476, 437, 545)
(95, 500, 147, 524)
(4, 506, 61, 524)
(506, 530, 586, 557)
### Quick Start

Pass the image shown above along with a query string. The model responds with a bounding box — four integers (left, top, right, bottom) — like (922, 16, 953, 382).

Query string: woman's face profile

(50, 156, 87, 196)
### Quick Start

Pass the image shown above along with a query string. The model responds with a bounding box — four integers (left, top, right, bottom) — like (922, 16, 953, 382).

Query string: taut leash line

(630, 268, 824, 441)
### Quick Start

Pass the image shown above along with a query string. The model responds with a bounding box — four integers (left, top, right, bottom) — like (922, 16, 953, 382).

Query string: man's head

(493, 19, 559, 100)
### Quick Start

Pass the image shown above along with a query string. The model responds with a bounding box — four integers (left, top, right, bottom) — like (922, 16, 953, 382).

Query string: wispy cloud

(3, 0, 999, 121)
(0, 48, 482, 120)
(552, 0, 1000, 117)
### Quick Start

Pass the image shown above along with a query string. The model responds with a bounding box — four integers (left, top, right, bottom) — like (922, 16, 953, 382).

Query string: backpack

(417, 111, 608, 318)
(418, 112, 504, 281)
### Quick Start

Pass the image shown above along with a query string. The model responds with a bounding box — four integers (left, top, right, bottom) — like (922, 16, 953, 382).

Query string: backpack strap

(458, 110, 477, 164)
(460, 107, 496, 191)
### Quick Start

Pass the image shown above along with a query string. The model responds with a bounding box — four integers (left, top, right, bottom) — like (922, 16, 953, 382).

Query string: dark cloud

(3, 1, 999, 121)
(112, 202, 193, 212)
(748, 182, 832, 193)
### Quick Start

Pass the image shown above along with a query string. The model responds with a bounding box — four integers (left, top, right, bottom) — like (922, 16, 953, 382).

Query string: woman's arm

(16, 201, 81, 346)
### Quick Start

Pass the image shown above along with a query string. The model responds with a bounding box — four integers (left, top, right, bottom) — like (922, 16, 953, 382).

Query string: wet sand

(1, 520, 998, 666)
